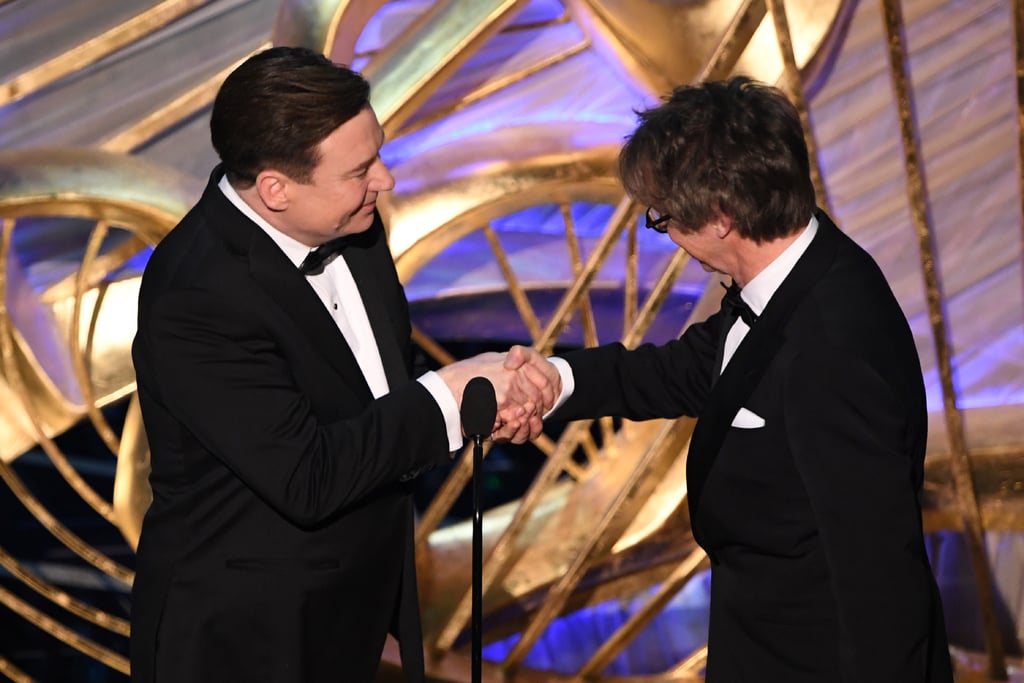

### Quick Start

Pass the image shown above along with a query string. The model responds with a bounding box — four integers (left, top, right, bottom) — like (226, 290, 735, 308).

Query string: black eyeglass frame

(644, 207, 672, 233)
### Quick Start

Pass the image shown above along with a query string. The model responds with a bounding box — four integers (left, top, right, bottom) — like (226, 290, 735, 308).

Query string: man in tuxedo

(511, 77, 953, 681)
(129, 46, 551, 682)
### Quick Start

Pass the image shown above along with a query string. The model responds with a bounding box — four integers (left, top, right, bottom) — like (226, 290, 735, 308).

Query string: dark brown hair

(619, 76, 816, 242)
(210, 46, 371, 186)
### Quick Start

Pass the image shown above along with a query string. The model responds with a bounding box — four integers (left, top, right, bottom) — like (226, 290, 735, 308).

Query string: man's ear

(714, 214, 734, 239)
(254, 170, 290, 212)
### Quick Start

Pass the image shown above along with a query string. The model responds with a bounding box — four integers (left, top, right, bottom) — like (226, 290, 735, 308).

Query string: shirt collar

(740, 214, 818, 315)
(218, 173, 311, 269)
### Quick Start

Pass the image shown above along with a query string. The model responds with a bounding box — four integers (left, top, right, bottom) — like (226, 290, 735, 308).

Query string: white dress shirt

(720, 214, 818, 371)
(218, 175, 462, 450)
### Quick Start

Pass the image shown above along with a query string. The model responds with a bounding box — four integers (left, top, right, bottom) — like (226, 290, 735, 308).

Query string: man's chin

(341, 213, 375, 236)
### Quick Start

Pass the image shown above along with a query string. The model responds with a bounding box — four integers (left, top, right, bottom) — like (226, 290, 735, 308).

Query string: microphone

(460, 376, 497, 440)
(459, 375, 496, 683)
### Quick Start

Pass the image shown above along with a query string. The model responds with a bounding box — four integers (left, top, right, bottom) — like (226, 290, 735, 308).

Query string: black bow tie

(299, 235, 350, 275)
(720, 281, 758, 327)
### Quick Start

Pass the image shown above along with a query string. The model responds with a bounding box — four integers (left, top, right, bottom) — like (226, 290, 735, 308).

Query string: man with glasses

(511, 76, 953, 682)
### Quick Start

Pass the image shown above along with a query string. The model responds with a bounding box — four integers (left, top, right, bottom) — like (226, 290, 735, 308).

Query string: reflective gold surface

(101, 44, 271, 154)
(363, 0, 531, 135)
(0, 582, 129, 675)
(273, 0, 387, 62)
(0, 1, 1022, 681)
(0, 148, 196, 559)
(388, 141, 623, 272)
(563, 0, 850, 96)
(766, 0, 831, 212)
(1017, 0, 1024, 305)
(923, 448, 1024, 533)
(879, 0, 1006, 678)
(0, 0, 212, 108)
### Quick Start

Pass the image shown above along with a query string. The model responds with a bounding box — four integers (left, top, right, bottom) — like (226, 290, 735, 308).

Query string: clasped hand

(437, 345, 561, 444)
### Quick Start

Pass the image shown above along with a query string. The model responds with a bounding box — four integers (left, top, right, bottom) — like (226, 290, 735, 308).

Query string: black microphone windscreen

(461, 377, 497, 438)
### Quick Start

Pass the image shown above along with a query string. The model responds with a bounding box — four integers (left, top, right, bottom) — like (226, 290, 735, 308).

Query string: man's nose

(372, 160, 395, 192)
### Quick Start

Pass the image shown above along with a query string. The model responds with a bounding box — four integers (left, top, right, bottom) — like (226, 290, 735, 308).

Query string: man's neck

(234, 183, 287, 233)
(218, 175, 314, 268)
(730, 230, 803, 288)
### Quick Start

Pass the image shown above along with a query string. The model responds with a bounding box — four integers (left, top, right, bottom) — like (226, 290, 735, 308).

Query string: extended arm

(139, 289, 450, 528)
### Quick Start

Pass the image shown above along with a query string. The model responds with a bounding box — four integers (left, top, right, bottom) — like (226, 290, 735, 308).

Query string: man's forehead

(319, 108, 385, 161)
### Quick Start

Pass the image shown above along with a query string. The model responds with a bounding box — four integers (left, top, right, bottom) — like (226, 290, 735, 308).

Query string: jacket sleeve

(551, 314, 720, 423)
(137, 287, 450, 528)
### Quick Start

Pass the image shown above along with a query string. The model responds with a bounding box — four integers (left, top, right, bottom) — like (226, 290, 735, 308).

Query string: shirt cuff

(417, 370, 464, 452)
(545, 356, 574, 418)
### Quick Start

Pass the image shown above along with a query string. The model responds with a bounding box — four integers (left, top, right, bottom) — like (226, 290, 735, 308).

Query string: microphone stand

(471, 432, 484, 683)
(459, 375, 495, 683)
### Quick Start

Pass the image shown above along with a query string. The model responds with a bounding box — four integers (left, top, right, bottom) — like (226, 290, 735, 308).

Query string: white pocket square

(731, 407, 766, 429)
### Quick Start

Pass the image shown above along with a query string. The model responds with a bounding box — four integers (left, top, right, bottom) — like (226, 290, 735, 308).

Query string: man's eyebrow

(352, 155, 376, 171)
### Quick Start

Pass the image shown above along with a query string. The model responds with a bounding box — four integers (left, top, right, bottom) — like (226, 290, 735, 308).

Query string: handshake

(437, 345, 561, 444)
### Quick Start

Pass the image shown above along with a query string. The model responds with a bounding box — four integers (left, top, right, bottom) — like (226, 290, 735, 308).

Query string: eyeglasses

(645, 207, 672, 233)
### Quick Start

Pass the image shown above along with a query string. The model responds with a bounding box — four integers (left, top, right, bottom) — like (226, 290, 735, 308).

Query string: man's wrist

(417, 371, 464, 452)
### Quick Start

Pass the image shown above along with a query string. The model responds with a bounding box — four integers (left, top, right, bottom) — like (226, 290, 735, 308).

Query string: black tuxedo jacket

(554, 212, 953, 682)
(129, 169, 449, 682)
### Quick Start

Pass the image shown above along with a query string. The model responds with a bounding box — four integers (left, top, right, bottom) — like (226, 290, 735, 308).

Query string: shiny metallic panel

(563, 0, 849, 96)
(0, 585, 128, 674)
(1017, 0, 1024, 305)
(0, 0, 210, 108)
(362, 0, 531, 134)
(272, 0, 386, 61)
(766, 0, 832, 212)
(0, 0, 1020, 680)
(388, 140, 623, 271)
(879, 0, 1007, 678)
(101, 44, 271, 154)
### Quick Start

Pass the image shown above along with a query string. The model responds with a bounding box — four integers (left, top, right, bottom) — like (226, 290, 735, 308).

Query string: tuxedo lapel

(686, 211, 841, 541)
(199, 169, 371, 395)
(247, 233, 372, 395)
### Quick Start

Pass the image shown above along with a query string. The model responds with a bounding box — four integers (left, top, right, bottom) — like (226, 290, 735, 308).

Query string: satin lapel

(343, 239, 409, 391)
(197, 166, 370, 393)
(247, 228, 371, 395)
(686, 211, 841, 542)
